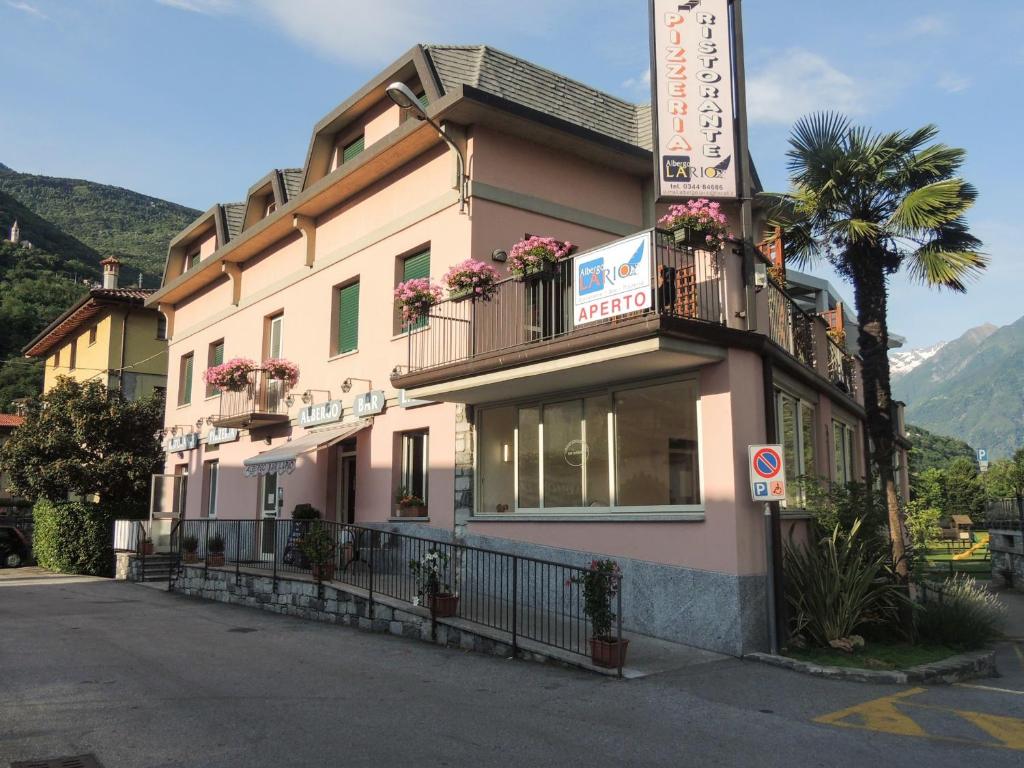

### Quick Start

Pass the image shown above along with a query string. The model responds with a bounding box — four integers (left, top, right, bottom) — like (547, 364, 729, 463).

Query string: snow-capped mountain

(889, 341, 947, 380)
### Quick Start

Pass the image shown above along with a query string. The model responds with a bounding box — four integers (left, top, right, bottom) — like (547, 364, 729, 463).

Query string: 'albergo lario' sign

(573, 233, 651, 326)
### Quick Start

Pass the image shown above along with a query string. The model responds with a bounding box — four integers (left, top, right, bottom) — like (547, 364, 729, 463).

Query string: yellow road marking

(816, 688, 1024, 751)
(815, 688, 928, 737)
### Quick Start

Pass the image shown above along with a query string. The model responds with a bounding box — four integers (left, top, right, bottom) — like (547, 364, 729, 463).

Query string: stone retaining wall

(990, 528, 1024, 592)
(171, 566, 595, 672)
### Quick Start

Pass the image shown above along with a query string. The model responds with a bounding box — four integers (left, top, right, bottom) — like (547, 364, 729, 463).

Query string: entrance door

(337, 451, 357, 525)
(260, 472, 278, 559)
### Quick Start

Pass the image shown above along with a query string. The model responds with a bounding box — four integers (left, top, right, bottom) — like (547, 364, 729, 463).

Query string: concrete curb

(744, 649, 997, 685)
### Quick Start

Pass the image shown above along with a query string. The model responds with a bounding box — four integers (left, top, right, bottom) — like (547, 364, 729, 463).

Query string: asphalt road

(2, 568, 1024, 767)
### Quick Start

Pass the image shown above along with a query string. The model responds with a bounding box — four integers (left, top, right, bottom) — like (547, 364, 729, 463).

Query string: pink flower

(507, 236, 575, 277)
(657, 198, 731, 250)
(394, 278, 443, 323)
(443, 259, 500, 300)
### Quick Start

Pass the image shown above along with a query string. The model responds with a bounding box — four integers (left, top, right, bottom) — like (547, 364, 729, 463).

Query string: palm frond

(889, 179, 976, 232)
(907, 219, 987, 291)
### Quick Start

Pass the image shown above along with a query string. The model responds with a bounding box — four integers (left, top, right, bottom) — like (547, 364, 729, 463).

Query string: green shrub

(32, 498, 116, 576)
(784, 518, 905, 647)
(798, 477, 891, 562)
(915, 575, 1006, 649)
(292, 503, 320, 520)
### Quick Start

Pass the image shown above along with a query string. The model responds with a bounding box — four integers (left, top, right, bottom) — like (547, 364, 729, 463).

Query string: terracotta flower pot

(589, 637, 629, 668)
(207, 552, 225, 567)
(311, 562, 336, 581)
(428, 592, 459, 618)
(140, 541, 154, 556)
(396, 505, 427, 518)
(183, 551, 198, 564)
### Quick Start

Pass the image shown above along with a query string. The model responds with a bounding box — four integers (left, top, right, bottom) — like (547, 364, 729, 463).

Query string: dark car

(0, 525, 29, 568)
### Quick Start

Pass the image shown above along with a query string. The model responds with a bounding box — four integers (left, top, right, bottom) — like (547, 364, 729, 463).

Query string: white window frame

(400, 430, 429, 501)
(206, 460, 219, 518)
(775, 388, 817, 508)
(833, 418, 857, 485)
(477, 376, 705, 517)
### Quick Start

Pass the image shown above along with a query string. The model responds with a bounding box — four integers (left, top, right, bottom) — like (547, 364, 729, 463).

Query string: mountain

(0, 190, 102, 273)
(894, 318, 1024, 459)
(905, 424, 975, 476)
(890, 341, 947, 380)
(0, 164, 199, 283)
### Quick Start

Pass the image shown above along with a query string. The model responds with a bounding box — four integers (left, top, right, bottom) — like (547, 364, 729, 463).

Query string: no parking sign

(748, 444, 787, 502)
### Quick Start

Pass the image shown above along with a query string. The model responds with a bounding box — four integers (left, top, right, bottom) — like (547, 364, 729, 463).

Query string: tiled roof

(423, 45, 650, 150)
(23, 287, 155, 357)
(222, 203, 246, 241)
(0, 414, 24, 427)
(281, 169, 303, 202)
(89, 287, 155, 302)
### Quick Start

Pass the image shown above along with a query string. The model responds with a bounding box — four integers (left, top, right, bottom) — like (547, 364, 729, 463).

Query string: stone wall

(171, 566, 585, 671)
(990, 528, 1024, 592)
(114, 551, 142, 581)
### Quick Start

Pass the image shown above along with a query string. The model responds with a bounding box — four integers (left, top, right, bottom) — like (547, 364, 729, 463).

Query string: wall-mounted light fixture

(502, 443, 511, 463)
(302, 389, 332, 405)
(169, 424, 191, 436)
(385, 82, 468, 213)
(491, 249, 508, 263)
(341, 377, 373, 394)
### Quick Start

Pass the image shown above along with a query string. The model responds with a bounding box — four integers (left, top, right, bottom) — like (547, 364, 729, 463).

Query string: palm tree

(768, 113, 985, 582)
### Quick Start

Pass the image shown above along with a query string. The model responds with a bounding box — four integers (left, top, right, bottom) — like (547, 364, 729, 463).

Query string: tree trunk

(850, 256, 910, 583)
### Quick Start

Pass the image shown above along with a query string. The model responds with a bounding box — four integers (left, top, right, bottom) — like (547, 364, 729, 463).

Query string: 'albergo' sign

(572, 233, 651, 326)
(299, 399, 344, 428)
(167, 431, 199, 452)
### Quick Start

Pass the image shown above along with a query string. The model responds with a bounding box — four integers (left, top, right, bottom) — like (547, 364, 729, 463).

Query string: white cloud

(621, 68, 650, 95)
(6, 1, 47, 18)
(746, 49, 865, 124)
(154, 0, 235, 13)
(937, 73, 971, 94)
(908, 14, 949, 37)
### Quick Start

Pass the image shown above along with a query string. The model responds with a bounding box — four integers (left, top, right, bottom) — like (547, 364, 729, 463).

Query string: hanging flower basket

(507, 236, 575, 281)
(444, 259, 500, 302)
(204, 358, 256, 393)
(263, 358, 300, 389)
(658, 199, 730, 251)
(394, 278, 443, 324)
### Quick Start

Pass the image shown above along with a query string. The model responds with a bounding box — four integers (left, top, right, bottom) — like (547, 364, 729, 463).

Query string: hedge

(32, 499, 116, 576)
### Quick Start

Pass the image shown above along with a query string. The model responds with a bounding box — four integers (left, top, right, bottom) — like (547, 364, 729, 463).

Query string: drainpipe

(760, 350, 786, 653)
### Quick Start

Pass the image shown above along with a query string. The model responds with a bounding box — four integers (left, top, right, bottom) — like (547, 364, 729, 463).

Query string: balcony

(391, 231, 731, 403)
(210, 368, 290, 429)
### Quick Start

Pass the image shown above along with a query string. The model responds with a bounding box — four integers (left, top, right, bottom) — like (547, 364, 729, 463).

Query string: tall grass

(784, 518, 904, 647)
(915, 575, 1006, 649)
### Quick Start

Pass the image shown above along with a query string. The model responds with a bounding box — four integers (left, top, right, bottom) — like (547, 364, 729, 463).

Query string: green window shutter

(402, 250, 430, 281)
(338, 282, 360, 354)
(213, 341, 224, 366)
(181, 354, 193, 405)
(416, 91, 428, 109)
(342, 135, 365, 164)
(401, 250, 431, 331)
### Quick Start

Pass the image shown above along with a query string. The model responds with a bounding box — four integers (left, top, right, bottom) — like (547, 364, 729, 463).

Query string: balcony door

(264, 313, 285, 412)
(524, 266, 572, 342)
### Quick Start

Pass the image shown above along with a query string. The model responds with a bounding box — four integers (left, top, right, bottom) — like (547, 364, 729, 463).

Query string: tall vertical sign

(650, 0, 739, 200)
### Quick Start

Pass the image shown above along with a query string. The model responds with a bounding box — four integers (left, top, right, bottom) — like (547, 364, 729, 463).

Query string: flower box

(517, 259, 555, 282)
(659, 199, 729, 251)
(449, 288, 475, 303)
(183, 551, 198, 564)
(444, 259, 499, 302)
(672, 226, 712, 249)
(589, 637, 629, 668)
(207, 552, 225, 567)
(311, 562, 336, 581)
(428, 592, 459, 618)
(396, 505, 427, 518)
(508, 236, 574, 280)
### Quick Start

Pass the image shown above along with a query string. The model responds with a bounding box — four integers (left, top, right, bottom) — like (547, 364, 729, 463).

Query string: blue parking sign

(753, 481, 768, 499)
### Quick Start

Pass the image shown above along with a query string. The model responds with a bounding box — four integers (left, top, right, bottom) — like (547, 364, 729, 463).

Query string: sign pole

(731, 0, 757, 333)
(763, 503, 778, 654)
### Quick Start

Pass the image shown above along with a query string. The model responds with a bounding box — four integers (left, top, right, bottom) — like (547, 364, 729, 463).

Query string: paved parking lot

(2, 573, 1024, 767)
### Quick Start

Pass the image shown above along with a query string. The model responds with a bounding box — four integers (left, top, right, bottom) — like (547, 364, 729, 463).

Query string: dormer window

(335, 134, 365, 169)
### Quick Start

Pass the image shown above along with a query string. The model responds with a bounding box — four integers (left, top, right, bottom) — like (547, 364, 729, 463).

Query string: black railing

(402, 230, 725, 373)
(986, 497, 1024, 530)
(170, 518, 623, 671)
(826, 337, 856, 394)
(766, 278, 815, 369)
(215, 369, 289, 424)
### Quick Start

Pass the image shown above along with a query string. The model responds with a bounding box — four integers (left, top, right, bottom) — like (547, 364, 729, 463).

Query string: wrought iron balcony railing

(211, 368, 290, 429)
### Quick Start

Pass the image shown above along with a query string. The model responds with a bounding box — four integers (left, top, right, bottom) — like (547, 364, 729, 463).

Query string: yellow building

(23, 257, 168, 399)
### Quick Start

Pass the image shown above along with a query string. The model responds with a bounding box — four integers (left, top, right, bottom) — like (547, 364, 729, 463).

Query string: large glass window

(178, 352, 194, 406)
(776, 390, 816, 507)
(203, 460, 219, 518)
(616, 381, 699, 506)
(400, 430, 429, 503)
(833, 419, 857, 485)
(478, 380, 700, 514)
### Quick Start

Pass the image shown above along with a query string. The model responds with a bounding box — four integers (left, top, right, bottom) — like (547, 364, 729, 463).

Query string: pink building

(147, 45, 875, 655)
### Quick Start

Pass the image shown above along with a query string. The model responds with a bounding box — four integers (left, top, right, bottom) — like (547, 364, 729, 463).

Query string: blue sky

(1, 0, 1021, 349)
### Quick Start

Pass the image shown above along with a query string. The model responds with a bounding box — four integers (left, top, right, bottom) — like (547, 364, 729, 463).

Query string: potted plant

(410, 549, 458, 617)
(395, 488, 427, 518)
(571, 559, 628, 668)
(182, 534, 199, 563)
(443, 258, 500, 302)
(394, 278, 442, 326)
(507, 236, 575, 280)
(658, 198, 730, 250)
(207, 532, 226, 567)
(138, 536, 154, 556)
(262, 358, 300, 389)
(204, 357, 256, 392)
(299, 522, 337, 582)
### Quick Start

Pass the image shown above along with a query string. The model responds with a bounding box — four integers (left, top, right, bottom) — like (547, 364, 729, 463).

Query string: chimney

(101, 256, 121, 289)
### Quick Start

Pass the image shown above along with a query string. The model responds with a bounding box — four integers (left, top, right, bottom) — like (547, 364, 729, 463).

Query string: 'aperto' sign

(650, 0, 739, 200)
(572, 233, 651, 326)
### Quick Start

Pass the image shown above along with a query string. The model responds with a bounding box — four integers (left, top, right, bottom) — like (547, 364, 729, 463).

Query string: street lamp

(341, 377, 373, 394)
(385, 81, 467, 213)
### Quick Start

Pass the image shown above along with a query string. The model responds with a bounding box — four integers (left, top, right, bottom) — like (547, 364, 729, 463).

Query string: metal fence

(985, 497, 1024, 529)
(113, 519, 141, 551)
(169, 518, 623, 669)
(765, 278, 815, 369)
(402, 230, 725, 373)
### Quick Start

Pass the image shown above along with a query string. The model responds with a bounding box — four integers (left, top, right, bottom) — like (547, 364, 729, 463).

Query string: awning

(243, 419, 369, 477)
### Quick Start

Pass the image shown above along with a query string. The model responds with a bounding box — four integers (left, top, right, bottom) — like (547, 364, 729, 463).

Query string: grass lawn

(785, 642, 958, 670)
